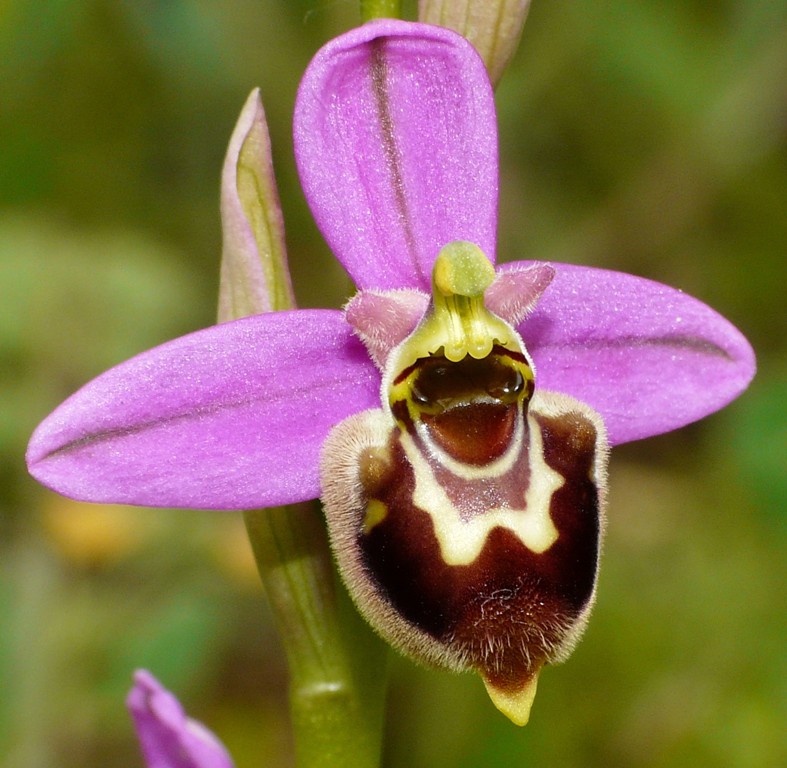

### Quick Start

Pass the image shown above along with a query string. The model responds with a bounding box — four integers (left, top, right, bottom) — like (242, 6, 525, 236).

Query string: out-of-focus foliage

(1, 1, 784, 767)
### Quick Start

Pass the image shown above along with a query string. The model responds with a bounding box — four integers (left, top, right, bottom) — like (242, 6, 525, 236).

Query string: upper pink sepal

(294, 20, 498, 292)
(26, 310, 379, 509)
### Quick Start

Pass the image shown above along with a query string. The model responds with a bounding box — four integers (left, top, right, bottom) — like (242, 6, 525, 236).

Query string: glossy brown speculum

(399, 348, 533, 465)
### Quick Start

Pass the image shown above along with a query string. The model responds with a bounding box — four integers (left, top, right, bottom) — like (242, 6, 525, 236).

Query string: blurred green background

(2, 1, 785, 766)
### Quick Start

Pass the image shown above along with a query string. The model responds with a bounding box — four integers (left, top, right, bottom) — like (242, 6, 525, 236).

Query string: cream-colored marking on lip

(399, 415, 562, 565)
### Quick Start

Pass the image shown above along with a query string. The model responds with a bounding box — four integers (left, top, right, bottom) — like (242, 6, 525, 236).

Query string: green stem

(221, 79, 389, 768)
(244, 504, 388, 768)
(360, 0, 402, 22)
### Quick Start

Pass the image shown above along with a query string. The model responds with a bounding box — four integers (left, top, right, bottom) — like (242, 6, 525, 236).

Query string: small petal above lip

(294, 19, 498, 292)
(516, 262, 757, 445)
(26, 311, 380, 510)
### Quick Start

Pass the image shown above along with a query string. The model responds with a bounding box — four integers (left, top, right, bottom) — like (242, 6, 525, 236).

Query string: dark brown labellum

(320, 244, 608, 724)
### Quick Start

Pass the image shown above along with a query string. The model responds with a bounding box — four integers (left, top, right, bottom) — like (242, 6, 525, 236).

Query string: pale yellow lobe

(363, 499, 388, 534)
(483, 669, 541, 726)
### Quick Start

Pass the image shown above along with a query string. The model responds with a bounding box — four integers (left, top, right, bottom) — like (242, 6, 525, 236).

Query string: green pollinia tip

(395, 241, 524, 369)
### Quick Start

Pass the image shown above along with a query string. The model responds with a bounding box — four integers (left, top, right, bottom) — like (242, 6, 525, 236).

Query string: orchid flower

(26, 20, 754, 725)
(128, 670, 234, 768)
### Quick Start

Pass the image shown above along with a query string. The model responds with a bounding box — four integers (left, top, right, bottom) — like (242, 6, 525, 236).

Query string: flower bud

(128, 670, 234, 768)
(218, 89, 294, 322)
(418, 0, 532, 86)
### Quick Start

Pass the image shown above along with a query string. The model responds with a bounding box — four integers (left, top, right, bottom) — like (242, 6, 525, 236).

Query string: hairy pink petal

(26, 311, 379, 509)
(486, 263, 555, 326)
(516, 263, 756, 445)
(128, 670, 234, 768)
(295, 19, 498, 291)
(345, 289, 429, 368)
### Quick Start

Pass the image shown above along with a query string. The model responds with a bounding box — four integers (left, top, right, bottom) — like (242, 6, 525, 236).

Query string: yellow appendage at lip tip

(483, 669, 541, 726)
(395, 241, 521, 370)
